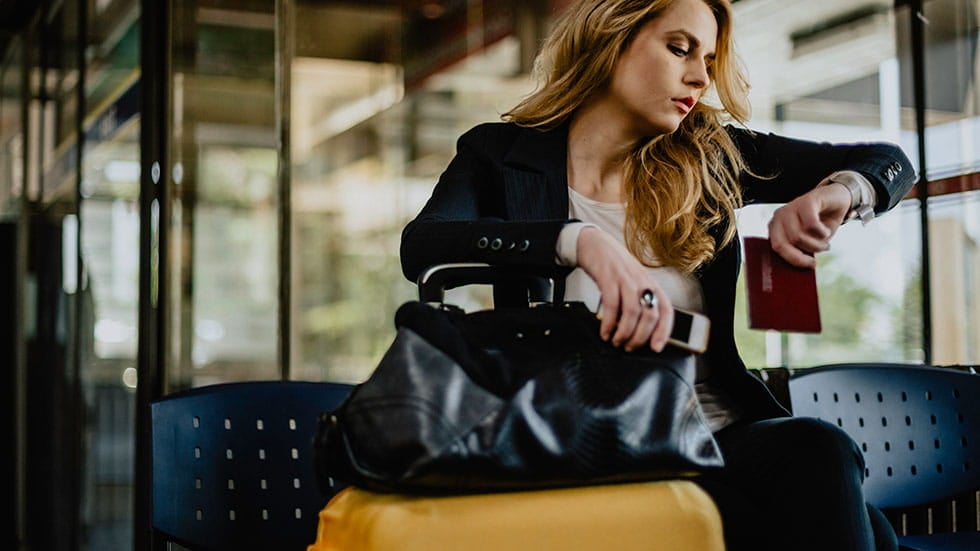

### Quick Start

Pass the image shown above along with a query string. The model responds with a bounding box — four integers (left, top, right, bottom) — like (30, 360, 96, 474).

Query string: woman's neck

(566, 101, 641, 203)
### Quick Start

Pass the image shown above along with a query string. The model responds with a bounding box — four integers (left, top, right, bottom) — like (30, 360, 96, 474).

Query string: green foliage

(814, 262, 879, 345)
(893, 259, 923, 360)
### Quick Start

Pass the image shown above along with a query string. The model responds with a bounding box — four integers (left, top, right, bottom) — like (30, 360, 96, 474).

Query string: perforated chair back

(152, 381, 352, 551)
(789, 364, 980, 509)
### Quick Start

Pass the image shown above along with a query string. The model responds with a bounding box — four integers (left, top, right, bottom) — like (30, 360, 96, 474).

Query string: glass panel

(289, 1, 533, 383)
(42, 2, 83, 204)
(86, 0, 140, 121)
(921, 0, 980, 364)
(167, 0, 279, 389)
(1, 39, 24, 218)
(79, 0, 140, 548)
(731, 0, 923, 367)
(919, 0, 980, 177)
(928, 192, 980, 364)
(19, 3, 91, 550)
(286, 0, 938, 376)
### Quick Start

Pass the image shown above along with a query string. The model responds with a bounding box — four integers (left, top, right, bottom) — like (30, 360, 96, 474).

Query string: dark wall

(24, 218, 79, 551)
(1, 222, 16, 551)
(0, 0, 41, 31)
(0, 0, 42, 57)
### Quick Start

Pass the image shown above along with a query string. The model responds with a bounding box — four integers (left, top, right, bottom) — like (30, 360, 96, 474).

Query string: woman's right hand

(576, 226, 674, 352)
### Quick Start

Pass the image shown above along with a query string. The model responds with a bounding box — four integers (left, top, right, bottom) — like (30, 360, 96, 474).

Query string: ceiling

(0, 0, 41, 32)
(0, 0, 41, 57)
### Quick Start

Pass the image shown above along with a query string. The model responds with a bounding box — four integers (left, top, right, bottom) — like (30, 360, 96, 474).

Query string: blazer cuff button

(518, 240, 530, 252)
(477, 237, 489, 249)
(490, 238, 503, 251)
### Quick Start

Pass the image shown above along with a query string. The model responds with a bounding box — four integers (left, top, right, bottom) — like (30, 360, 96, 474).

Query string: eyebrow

(666, 29, 716, 59)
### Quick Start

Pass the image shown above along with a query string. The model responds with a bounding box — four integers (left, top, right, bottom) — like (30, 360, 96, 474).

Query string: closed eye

(669, 45, 689, 57)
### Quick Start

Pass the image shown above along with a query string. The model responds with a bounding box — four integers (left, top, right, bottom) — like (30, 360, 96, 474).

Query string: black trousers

(696, 416, 899, 551)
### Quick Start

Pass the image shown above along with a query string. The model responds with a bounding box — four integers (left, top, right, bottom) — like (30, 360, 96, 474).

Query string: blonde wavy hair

(503, 0, 751, 272)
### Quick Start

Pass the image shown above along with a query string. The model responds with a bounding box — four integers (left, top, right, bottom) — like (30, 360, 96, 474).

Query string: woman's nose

(686, 61, 709, 89)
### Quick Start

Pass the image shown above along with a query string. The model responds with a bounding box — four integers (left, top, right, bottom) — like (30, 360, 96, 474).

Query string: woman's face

(604, 0, 718, 137)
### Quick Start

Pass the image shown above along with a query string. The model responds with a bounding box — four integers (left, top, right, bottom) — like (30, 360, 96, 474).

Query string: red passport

(743, 236, 821, 333)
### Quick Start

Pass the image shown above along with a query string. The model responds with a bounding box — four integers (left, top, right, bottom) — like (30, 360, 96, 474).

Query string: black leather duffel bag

(313, 265, 722, 495)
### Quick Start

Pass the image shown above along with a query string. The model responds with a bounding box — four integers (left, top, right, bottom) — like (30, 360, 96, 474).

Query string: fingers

(616, 288, 654, 351)
(649, 292, 673, 352)
(597, 290, 620, 342)
(611, 294, 643, 350)
(627, 308, 658, 352)
(605, 287, 673, 353)
(769, 204, 832, 269)
(576, 229, 673, 352)
(769, 217, 820, 268)
(771, 242, 816, 269)
(768, 185, 851, 268)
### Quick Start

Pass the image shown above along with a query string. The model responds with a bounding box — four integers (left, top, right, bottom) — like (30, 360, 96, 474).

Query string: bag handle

(417, 263, 557, 305)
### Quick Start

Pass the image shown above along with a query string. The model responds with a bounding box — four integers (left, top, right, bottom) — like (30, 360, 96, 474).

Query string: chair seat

(898, 531, 980, 551)
(307, 480, 723, 551)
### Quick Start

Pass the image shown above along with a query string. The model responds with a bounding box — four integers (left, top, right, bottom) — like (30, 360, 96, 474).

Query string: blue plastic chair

(151, 381, 352, 551)
(788, 364, 980, 551)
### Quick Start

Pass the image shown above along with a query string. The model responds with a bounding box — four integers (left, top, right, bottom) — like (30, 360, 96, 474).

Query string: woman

(400, 0, 915, 549)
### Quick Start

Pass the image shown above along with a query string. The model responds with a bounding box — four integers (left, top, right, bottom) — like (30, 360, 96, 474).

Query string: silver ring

(640, 289, 658, 309)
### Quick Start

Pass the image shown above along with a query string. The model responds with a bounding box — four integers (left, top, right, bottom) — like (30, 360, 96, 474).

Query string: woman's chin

(642, 121, 682, 138)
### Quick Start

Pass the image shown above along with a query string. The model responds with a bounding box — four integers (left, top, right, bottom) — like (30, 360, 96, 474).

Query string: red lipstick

(673, 96, 695, 113)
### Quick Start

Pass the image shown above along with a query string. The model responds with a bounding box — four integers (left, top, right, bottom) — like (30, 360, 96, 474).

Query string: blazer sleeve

(400, 125, 569, 283)
(728, 126, 917, 213)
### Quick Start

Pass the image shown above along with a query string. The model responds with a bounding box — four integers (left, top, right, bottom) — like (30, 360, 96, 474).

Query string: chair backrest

(788, 364, 980, 509)
(152, 381, 352, 551)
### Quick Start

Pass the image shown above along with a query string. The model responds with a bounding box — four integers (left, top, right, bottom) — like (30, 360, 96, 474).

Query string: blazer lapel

(501, 123, 570, 220)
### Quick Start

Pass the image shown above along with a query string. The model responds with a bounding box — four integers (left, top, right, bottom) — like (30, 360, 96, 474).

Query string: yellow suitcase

(308, 480, 723, 551)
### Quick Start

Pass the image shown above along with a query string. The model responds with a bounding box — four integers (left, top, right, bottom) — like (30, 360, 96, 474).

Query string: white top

(551, 170, 879, 432)
(556, 187, 742, 432)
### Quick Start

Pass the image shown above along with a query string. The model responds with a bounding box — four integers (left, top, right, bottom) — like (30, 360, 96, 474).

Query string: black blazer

(401, 122, 916, 421)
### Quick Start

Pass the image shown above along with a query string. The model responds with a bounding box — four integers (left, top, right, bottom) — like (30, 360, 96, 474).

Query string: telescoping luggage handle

(417, 263, 556, 305)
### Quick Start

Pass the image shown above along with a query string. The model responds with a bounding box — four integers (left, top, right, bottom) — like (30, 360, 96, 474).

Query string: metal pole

(909, 0, 932, 364)
(70, 0, 89, 548)
(276, 0, 293, 380)
(134, 0, 170, 548)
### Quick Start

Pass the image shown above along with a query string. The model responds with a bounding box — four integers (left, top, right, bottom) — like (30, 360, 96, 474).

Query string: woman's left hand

(767, 183, 852, 268)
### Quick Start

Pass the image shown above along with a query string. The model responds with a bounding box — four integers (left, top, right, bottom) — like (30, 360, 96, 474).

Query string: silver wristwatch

(826, 171, 875, 225)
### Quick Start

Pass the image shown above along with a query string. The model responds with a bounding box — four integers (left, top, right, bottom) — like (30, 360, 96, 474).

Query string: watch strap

(824, 171, 875, 225)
